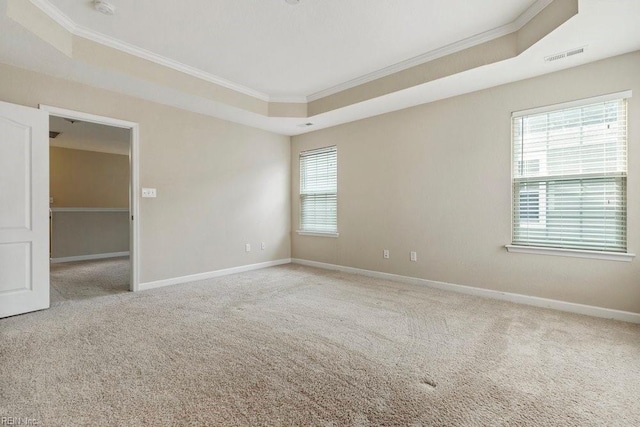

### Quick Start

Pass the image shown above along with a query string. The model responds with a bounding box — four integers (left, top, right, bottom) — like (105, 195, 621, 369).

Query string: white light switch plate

(142, 188, 157, 198)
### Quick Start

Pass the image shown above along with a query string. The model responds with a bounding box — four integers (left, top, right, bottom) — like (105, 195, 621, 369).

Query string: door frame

(40, 105, 141, 292)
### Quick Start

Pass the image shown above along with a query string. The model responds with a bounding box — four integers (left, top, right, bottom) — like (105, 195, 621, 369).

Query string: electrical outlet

(142, 188, 157, 198)
(410, 251, 417, 262)
(245, 243, 251, 252)
(383, 249, 390, 259)
(261, 242, 265, 250)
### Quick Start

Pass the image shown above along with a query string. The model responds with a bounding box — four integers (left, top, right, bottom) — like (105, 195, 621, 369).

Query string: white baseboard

(291, 258, 640, 324)
(139, 258, 292, 292)
(51, 251, 130, 263)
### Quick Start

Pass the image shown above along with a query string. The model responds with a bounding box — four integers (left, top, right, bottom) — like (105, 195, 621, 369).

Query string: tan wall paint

(6, 0, 578, 119)
(0, 62, 291, 284)
(6, 0, 73, 56)
(292, 51, 640, 314)
(516, 0, 579, 54)
(50, 147, 130, 258)
(308, 0, 578, 116)
(51, 211, 129, 258)
(72, 37, 269, 116)
(308, 34, 518, 116)
(50, 147, 129, 208)
(268, 102, 308, 118)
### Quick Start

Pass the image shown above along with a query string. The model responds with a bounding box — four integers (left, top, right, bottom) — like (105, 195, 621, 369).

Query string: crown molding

(513, 0, 555, 29)
(269, 96, 308, 103)
(29, 0, 76, 31)
(28, 0, 271, 102)
(306, 0, 554, 102)
(72, 26, 272, 101)
(29, 0, 554, 105)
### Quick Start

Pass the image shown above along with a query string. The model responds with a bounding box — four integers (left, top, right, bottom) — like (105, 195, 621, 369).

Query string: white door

(0, 101, 49, 318)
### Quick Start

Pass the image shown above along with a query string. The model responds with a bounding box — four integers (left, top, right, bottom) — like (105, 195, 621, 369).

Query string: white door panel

(0, 101, 49, 318)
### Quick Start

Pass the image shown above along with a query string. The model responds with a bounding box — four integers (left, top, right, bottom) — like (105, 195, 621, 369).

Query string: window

(519, 190, 540, 221)
(299, 146, 337, 234)
(511, 92, 629, 254)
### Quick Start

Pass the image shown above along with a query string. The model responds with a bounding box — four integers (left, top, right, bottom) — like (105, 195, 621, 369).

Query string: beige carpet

(49, 257, 130, 304)
(1, 264, 639, 426)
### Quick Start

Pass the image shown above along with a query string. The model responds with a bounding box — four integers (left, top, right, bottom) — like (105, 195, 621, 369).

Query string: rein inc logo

(1, 417, 39, 426)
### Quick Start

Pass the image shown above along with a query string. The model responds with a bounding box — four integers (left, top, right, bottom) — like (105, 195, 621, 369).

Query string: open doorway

(41, 106, 140, 303)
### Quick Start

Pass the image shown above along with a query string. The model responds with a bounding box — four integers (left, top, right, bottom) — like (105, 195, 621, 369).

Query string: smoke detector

(94, 0, 116, 15)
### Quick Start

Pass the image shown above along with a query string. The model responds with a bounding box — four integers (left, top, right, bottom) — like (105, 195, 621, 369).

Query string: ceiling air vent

(545, 47, 586, 62)
(49, 131, 60, 139)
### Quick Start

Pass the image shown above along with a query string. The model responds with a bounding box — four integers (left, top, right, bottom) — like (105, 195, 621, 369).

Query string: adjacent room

(48, 116, 131, 303)
(0, 0, 639, 425)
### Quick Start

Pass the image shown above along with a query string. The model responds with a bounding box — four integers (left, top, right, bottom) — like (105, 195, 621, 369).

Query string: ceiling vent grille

(545, 47, 586, 62)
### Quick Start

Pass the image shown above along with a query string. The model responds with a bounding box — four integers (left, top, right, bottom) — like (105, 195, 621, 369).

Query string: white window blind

(512, 94, 628, 252)
(300, 146, 337, 233)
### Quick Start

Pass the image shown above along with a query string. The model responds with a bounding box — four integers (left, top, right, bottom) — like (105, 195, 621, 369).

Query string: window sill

(505, 245, 635, 262)
(296, 230, 339, 238)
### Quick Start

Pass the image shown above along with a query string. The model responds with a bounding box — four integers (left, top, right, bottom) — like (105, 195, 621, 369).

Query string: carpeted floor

(49, 257, 130, 304)
(1, 264, 639, 426)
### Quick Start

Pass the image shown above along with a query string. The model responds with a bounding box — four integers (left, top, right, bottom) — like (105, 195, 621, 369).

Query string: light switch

(142, 188, 157, 198)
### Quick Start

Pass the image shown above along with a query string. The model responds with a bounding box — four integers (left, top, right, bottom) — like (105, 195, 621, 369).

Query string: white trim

(29, 0, 270, 102)
(512, 90, 633, 117)
(291, 258, 640, 324)
(51, 251, 129, 264)
(130, 124, 140, 292)
(512, 0, 555, 29)
(139, 258, 292, 291)
(50, 207, 129, 213)
(269, 96, 308, 104)
(29, 0, 76, 32)
(40, 105, 137, 129)
(296, 230, 339, 238)
(505, 245, 635, 262)
(73, 27, 271, 102)
(306, 0, 553, 102)
(30, 0, 552, 105)
(40, 105, 141, 292)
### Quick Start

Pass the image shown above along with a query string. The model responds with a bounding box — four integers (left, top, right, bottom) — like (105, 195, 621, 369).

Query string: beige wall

(0, 62, 291, 284)
(292, 51, 640, 314)
(50, 147, 129, 259)
(50, 147, 129, 208)
(51, 211, 129, 258)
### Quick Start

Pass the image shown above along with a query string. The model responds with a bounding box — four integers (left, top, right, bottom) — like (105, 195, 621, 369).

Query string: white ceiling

(49, 115, 130, 155)
(1, 0, 639, 136)
(45, 0, 538, 99)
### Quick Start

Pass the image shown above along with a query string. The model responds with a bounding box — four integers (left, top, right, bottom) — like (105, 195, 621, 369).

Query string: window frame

(297, 145, 339, 237)
(507, 91, 635, 262)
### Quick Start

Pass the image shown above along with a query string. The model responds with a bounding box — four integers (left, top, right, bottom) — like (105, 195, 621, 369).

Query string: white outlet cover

(245, 243, 251, 252)
(142, 188, 157, 198)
